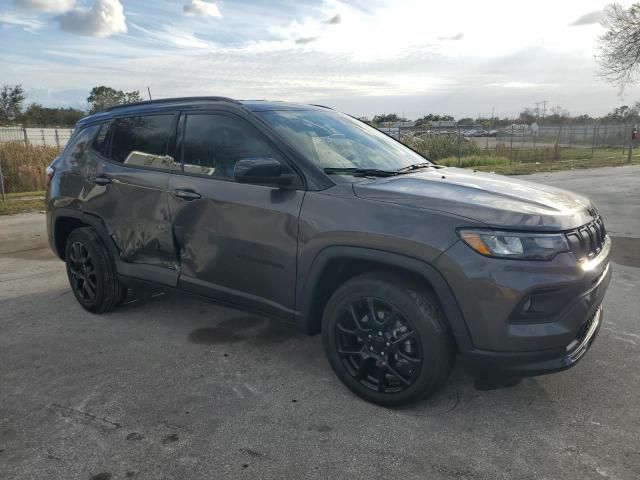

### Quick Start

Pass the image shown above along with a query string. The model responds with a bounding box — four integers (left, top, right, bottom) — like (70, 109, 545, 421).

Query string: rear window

(109, 115, 178, 170)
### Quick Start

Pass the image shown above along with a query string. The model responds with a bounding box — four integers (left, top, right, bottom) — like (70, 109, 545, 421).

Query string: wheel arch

(298, 246, 473, 351)
(51, 208, 118, 261)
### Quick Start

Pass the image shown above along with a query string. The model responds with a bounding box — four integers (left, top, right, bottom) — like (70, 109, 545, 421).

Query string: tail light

(46, 165, 55, 186)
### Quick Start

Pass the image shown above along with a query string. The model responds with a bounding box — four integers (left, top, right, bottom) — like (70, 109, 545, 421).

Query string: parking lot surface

(1, 165, 639, 479)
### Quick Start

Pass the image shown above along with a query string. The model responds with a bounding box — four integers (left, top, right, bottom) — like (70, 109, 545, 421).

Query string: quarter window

(183, 114, 284, 178)
(92, 122, 110, 155)
(109, 115, 178, 171)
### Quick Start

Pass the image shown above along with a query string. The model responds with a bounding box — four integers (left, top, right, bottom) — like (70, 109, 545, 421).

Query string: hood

(353, 167, 596, 230)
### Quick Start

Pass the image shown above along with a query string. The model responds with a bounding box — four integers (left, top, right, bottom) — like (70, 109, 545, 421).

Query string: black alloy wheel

(67, 241, 98, 303)
(64, 227, 127, 313)
(335, 297, 422, 394)
(322, 272, 454, 406)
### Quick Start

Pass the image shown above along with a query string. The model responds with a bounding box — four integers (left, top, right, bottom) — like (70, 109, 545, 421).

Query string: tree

(597, 3, 640, 92)
(17, 103, 85, 127)
(0, 84, 26, 123)
(87, 86, 144, 114)
(372, 113, 406, 124)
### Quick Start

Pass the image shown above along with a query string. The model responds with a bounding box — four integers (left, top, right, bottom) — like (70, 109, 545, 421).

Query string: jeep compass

(46, 97, 611, 406)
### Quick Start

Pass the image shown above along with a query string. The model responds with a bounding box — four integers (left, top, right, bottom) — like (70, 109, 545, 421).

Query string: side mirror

(234, 157, 294, 186)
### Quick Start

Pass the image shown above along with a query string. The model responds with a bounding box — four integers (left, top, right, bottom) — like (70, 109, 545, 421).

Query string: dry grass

(0, 142, 61, 194)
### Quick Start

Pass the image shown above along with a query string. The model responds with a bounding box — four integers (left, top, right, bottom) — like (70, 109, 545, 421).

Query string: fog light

(522, 298, 532, 312)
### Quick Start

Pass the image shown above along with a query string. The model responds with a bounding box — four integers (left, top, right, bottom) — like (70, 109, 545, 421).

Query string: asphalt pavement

(1, 165, 639, 479)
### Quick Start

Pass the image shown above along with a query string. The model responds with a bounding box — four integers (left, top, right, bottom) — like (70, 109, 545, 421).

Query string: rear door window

(109, 115, 178, 171)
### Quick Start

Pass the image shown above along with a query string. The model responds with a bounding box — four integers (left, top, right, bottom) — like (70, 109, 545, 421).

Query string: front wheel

(322, 272, 454, 406)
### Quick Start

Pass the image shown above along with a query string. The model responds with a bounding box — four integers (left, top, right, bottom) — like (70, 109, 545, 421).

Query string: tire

(64, 227, 126, 313)
(322, 272, 454, 406)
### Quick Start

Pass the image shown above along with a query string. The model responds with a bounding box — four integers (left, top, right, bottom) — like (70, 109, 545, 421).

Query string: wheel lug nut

(369, 346, 373, 351)
(378, 331, 382, 336)
(386, 342, 390, 347)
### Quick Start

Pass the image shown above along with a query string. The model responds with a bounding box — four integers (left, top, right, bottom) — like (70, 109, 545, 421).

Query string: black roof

(76, 97, 332, 127)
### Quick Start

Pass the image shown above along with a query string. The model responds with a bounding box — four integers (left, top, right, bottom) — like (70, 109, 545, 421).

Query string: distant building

(430, 120, 457, 128)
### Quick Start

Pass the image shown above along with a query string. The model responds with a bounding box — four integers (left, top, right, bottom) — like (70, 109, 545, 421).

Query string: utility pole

(540, 100, 549, 122)
(147, 87, 152, 100)
(534, 102, 542, 118)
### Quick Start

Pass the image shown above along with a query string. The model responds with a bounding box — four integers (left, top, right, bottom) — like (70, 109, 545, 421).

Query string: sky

(0, 0, 636, 119)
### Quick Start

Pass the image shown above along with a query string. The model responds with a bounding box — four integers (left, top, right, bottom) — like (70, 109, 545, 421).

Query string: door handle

(173, 189, 202, 201)
(91, 175, 112, 186)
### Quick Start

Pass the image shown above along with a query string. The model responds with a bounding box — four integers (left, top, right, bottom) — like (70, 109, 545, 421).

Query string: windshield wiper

(323, 167, 399, 177)
(395, 162, 436, 172)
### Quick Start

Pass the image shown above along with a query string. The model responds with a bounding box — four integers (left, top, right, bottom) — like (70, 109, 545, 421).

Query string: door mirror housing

(234, 157, 294, 186)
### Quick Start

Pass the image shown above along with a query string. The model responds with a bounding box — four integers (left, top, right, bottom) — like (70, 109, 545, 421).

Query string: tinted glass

(257, 110, 429, 172)
(183, 114, 283, 178)
(92, 122, 110, 155)
(110, 115, 177, 170)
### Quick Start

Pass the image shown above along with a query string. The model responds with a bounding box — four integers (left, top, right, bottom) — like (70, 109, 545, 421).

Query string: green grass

(432, 147, 639, 175)
(0, 197, 44, 215)
(5, 190, 45, 199)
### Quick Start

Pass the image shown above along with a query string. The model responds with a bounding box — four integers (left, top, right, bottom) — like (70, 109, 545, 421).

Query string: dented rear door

(82, 114, 180, 286)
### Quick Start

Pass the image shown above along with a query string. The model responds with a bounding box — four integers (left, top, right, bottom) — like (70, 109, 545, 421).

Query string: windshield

(257, 109, 430, 172)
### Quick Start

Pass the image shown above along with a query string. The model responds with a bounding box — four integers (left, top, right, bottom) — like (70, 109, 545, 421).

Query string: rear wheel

(322, 272, 454, 406)
(65, 227, 126, 313)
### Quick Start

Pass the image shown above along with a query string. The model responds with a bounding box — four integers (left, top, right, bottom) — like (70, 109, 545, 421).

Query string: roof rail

(104, 96, 239, 112)
(309, 104, 333, 110)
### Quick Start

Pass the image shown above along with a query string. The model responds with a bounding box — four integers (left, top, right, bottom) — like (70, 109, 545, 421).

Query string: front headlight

(458, 229, 569, 260)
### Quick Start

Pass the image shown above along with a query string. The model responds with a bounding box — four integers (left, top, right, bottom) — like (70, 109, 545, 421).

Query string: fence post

(54, 128, 60, 149)
(457, 126, 462, 167)
(509, 125, 514, 166)
(22, 127, 28, 146)
(0, 157, 5, 202)
(568, 122, 573, 148)
(591, 123, 597, 158)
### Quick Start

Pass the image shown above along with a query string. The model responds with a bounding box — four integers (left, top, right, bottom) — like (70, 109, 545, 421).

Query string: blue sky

(0, 0, 636, 118)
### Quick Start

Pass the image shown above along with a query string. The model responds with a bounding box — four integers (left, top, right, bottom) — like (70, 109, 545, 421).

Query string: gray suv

(46, 97, 611, 406)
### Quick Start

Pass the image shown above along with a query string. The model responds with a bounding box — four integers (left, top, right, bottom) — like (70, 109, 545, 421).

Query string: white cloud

(57, 0, 126, 37)
(183, 0, 222, 18)
(0, 12, 44, 31)
(14, 0, 75, 14)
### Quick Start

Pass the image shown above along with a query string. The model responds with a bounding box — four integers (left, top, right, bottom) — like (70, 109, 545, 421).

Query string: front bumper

(461, 304, 603, 378)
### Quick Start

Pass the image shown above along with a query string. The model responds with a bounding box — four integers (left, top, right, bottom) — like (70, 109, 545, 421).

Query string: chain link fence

(395, 123, 639, 172)
(0, 127, 71, 202)
(0, 127, 74, 148)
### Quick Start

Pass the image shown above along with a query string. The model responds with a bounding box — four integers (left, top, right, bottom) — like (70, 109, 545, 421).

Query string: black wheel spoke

(396, 350, 420, 364)
(349, 304, 369, 335)
(336, 322, 357, 335)
(380, 309, 399, 328)
(385, 364, 411, 386)
(392, 330, 416, 346)
(83, 280, 95, 299)
(338, 348, 362, 357)
(377, 367, 386, 392)
(355, 357, 371, 381)
(366, 298, 378, 324)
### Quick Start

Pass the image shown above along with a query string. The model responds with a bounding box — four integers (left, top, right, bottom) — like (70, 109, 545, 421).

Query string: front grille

(566, 216, 607, 260)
